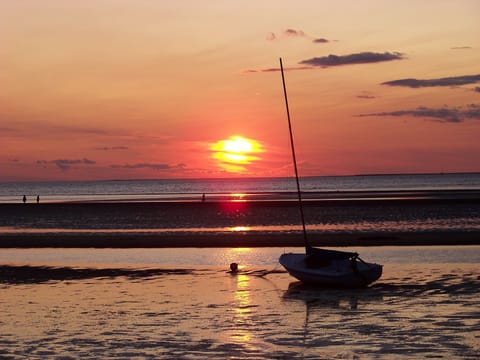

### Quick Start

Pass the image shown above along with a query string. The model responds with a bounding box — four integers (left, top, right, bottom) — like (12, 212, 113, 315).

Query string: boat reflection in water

(283, 281, 384, 311)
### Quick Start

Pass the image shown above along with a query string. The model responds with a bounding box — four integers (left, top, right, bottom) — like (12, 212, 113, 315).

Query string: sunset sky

(1, 0, 479, 181)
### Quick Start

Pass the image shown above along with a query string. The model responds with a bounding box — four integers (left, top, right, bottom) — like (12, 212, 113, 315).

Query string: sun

(222, 136, 255, 153)
(210, 135, 263, 173)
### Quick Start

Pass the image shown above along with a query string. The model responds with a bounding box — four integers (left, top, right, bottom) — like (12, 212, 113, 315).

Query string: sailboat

(277, 58, 383, 287)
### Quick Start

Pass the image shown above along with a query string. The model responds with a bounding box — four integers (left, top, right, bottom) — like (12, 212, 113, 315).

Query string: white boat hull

(279, 253, 382, 287)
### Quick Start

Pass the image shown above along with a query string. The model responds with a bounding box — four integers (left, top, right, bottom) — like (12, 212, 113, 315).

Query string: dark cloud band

(357, 104, 480, 123)
(300, 52, 404, 67)
(110, 163, 185, 170)
(95, 146, 129, 151)
(37, 158, 96, 171)
(382, 74, 480, 88)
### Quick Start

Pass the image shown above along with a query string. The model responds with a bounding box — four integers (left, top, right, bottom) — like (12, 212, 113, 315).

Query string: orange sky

(1, 0, 479, 181)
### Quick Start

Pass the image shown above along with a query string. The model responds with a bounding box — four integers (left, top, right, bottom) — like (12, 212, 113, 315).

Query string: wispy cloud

(266, 32, 276, 41)
(0, 120, 110, 137)
(94, 146, 129, 151)
(357, 104, 480, 123)
(37, 158, 96, 171)
(32, 123, 108, 136)
(267, 28, 330, 44)
(0, 127, 17, 131)
(284, 28, 306, 37)
(382, 74, 480, 88)
(267, 28, 306, 41)
(243, 66, 313, 74)
(300, 52, 404, 67)
(0, 119, 172, 145)
(357, 94, 377, 99)
(110, 163, 185, 170)
(451, 46, 472, 50)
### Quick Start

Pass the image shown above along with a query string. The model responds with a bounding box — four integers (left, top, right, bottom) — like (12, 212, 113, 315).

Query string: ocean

(2, 173, 480, 203)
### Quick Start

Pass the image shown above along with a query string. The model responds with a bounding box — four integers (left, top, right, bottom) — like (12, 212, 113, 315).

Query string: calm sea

(1, 173, 480, 203)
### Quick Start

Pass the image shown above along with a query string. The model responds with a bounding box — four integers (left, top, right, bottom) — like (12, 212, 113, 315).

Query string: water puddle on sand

(0, 263, 479, 359)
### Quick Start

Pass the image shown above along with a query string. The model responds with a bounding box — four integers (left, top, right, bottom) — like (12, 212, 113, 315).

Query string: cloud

(0, 127, 18, 134)
(300, 52, 404, 67)
(244, 51, 401, 74)
(267, 29, 306, 40)
(34, 124, 108, 136)
(95, 146, 129, 151)
(110, 163, 186, 170)
(451, 46, 472, 50)
(37, 158, 96, 171)
(475, 87, 480, 93)
(0, 120, 110, 138)
(357, 104, 480, 123)
(382, 74, 480, 88)
(266, 32, 276, 41)
(357, 95, 377, 99)
(284, 28, 306, 37)
(267, 29, 330, 44)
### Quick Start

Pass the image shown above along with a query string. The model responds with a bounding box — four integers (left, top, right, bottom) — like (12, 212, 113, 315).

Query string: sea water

(1, 246, 479, 268)
(1, 173, 480, 203)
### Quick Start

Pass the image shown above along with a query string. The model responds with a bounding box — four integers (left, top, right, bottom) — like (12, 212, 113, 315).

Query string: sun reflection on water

(230, 273, 254, 345)
(230, 193, 247, 201)
(229, 226, 251, 232)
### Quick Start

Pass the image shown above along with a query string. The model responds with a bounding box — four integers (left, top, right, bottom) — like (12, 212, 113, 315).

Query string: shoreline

(1, 230, 479, 248)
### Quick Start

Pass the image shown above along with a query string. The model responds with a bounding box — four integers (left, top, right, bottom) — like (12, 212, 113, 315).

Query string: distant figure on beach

(22, 195, 26, 203)
(36, 195, 40, 203)
(202, 193, 205, 202)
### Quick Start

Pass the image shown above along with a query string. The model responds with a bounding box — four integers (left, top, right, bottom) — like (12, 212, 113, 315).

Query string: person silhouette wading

(22, 195, 26, 203)
(36, 195, 40, 203)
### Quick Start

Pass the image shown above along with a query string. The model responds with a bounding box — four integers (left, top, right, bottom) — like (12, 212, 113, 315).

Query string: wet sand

(1, 194, 479, 247)
(1, 230, 479, 248)
(0, 263, 478, 359)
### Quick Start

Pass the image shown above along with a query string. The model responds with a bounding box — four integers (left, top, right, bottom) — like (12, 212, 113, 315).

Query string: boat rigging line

(279, 57, 309, 248)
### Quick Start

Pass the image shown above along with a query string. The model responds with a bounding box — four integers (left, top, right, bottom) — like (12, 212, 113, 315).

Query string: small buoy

(230, 262, 238, 273)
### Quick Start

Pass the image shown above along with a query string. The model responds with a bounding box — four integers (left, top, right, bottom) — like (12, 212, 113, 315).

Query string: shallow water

(1, 246, 480, 267)
(2, 173, 480, 203)
(0, 262, 478, 359)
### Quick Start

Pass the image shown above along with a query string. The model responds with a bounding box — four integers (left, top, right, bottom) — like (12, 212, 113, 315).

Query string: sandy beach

(1, 259, 478, 359)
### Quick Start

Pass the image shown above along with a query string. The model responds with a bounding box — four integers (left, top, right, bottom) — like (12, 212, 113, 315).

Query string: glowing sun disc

(210, 135, 264, 173)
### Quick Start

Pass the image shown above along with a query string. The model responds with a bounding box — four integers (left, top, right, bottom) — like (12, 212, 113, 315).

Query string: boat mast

(279, 57, 309, 248)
